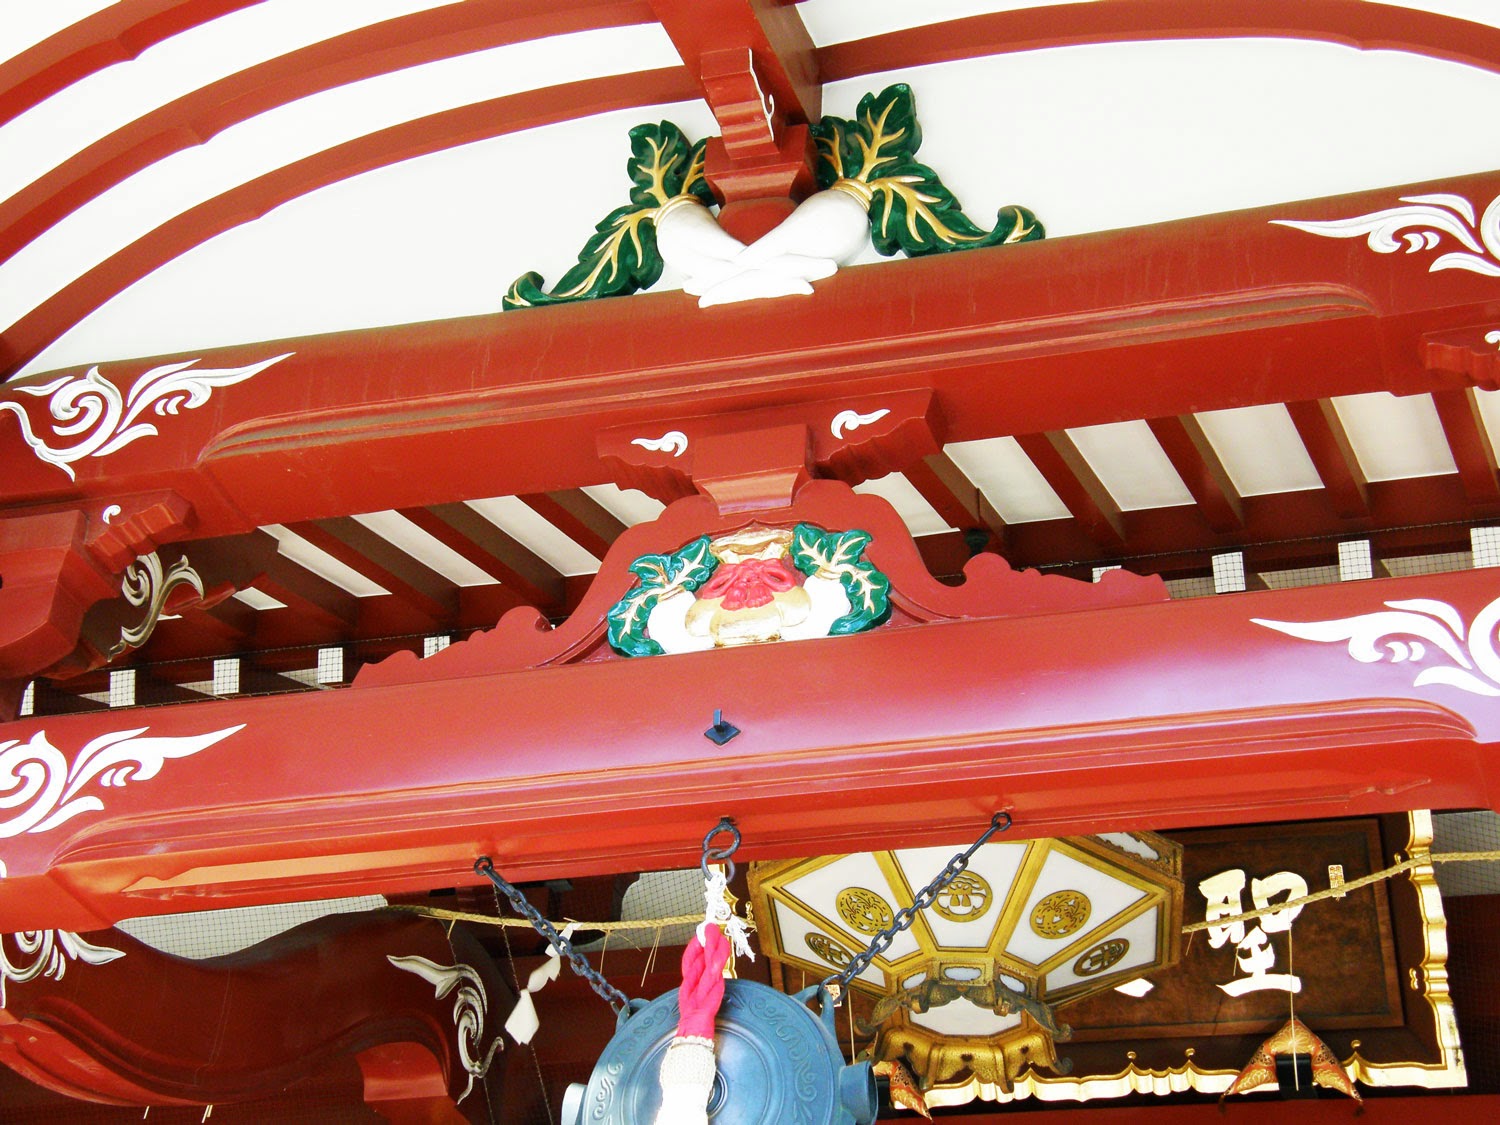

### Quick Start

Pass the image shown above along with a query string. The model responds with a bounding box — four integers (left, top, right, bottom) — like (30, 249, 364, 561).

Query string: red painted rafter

(0, 66, 699, 379)
(1431, 387, 1500, 504)
(1015, 431, 1127, 549)
(1286, 399, 1371, 518)
(287, 518, 456, 625)
(516, 491, 626, 561)
(0, 0, 655, 266)
(816, 0, 1500, 84)
(252, 555, 359, 637)
(0, 0, 259, 126)
(399, 504, 566, 613)
(903, 453, 1006, 546)
(1147, 415, 1245, 531)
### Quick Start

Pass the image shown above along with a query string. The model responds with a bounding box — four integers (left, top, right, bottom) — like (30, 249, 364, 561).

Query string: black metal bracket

(704, 709, 740, 745)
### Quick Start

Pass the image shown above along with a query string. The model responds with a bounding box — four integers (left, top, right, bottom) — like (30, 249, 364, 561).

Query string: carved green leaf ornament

(811, 84, 1043, 256)
(503, 123, 712, 308)
(505, 84, 1042, 309)
(789, 524, 891, 635)
(605, 535, 716, 657)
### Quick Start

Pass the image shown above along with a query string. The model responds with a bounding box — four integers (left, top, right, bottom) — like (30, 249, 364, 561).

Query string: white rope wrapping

(701, 867, 754, 962)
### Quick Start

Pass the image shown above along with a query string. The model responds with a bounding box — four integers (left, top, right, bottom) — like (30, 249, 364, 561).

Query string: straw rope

(391, 849, 1500, 938)
(1180, 848, 1500, 934)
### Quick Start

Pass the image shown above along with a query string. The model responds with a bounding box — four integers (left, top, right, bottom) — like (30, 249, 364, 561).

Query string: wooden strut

(1180, 848, 1500, 933)
(388, 904, 753, 935)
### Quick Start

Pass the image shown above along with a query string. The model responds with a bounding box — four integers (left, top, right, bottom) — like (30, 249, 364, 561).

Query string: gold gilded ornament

(805, 933, 855, 968)
(837, 887, 895, 934)
(684, 528, 812, 648)
(1031, 890, 1091, 937)
(930, 870, 992, 923)
(1073, 939, 1128, 976)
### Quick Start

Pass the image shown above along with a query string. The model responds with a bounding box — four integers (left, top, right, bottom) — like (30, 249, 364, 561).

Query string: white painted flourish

(1271, 193, 1500, 277)
(0, 724, 244, 838)
(631, 430, 689, 457)
(0, 353, 291, 479)
(0, 862, 125, 1009)
(830, 407, 891, 439)
(388, 954, 500, 1103)
(1253, 595, 1500, 697)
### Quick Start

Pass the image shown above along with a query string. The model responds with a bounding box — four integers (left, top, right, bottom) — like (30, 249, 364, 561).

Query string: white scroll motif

(1200, 868, 1307, 996)
(111, 552, 206, 657)
(830, 408, 891, 439)
(0, 724, 244, 838)
(388, 954, 500, 1102)
(1253, 595, 1500, 698)
(631, 430, 689, 457)
(0, 353, 292, 479)
(1271, 192, 1500, 278)
(0, 862, 125, 1009)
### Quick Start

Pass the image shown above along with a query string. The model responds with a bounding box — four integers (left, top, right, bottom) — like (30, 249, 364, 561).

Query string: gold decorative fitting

(1030, 890, 1091, 938)
(1073, 939, 1128, 976)
(806, 932, 854, 968)
(931, 871, 992, 923)
(837, 887, 895, 934)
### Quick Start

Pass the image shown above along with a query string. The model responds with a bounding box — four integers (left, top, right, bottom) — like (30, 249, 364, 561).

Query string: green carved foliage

(606, 535, 717, 657)
(789, 524, 891, 636)
(503, 123, 712, 309)
(812, 83, 1044, 257)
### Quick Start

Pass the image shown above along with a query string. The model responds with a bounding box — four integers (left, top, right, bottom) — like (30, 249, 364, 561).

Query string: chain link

(475, 856, 630, 1014)
(822, 811, 1013, 996)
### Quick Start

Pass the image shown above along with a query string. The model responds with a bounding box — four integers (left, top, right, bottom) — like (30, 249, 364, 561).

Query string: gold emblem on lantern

(1030, 890, 1091, 937)
(930, 870, 992, 922)
(1074, 939, 1128, 976)
(805, 933, 855, 968)
(837, 887, 895, 934)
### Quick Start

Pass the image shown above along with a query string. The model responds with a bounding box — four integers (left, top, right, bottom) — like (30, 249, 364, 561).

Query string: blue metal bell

(561, 981, 877, 1125)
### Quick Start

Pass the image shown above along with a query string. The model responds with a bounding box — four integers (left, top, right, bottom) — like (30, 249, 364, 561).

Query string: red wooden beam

(1147, 415, 1245, 531)
(3, 560, 1497, 933)
(6, 170, 1500, 533)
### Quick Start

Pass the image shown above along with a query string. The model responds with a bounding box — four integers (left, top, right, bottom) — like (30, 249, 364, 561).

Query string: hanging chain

(822, 811, 1013, 998)
(701, 816, 741, 881)
(474, 856, 630, 1014)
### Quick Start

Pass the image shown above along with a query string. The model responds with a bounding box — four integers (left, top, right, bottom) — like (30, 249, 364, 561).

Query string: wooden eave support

(3, 563, 1497, 933)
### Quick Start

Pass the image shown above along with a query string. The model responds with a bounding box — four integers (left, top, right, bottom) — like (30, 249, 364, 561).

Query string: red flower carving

(699, 557, 800, 610)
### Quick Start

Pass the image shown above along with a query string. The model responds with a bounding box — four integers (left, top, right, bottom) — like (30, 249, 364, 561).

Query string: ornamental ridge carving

(607, 523, 891, 657)
(1271, 192, 1500, 278)
(504, 84, 1042, 311)
(0, 724, 244, 838)
(387, 954, 500, 1103)
(1252, 594, 1500, 698)
(1, 353, 291, 479)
